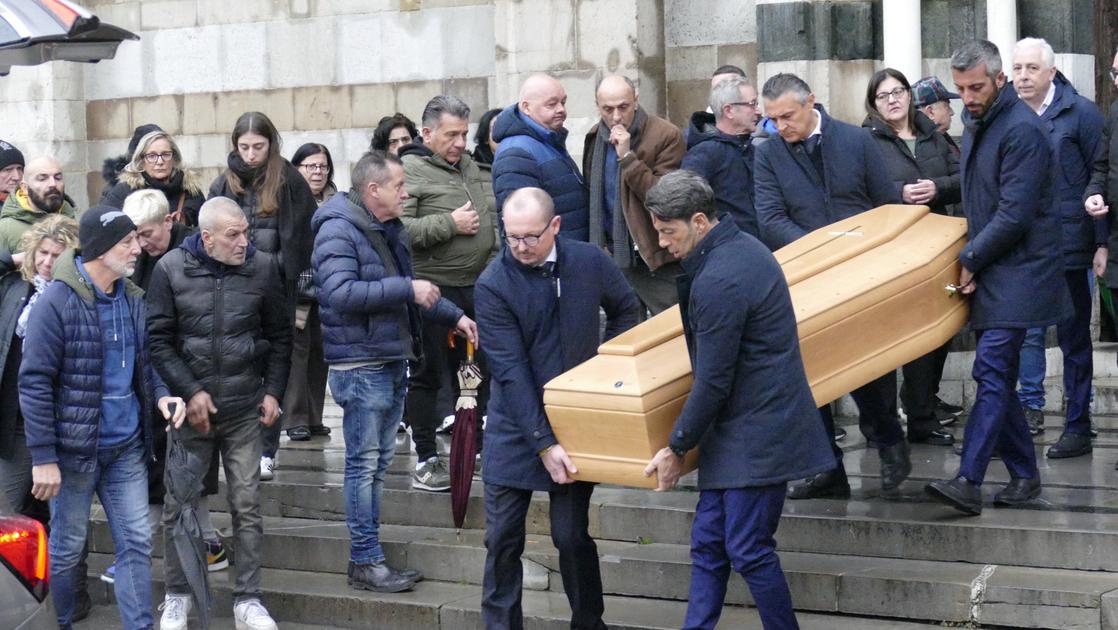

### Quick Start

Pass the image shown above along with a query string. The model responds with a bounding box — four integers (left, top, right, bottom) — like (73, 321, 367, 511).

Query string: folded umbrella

(449, 339, 482, 531)
(164, 425, 211, 630)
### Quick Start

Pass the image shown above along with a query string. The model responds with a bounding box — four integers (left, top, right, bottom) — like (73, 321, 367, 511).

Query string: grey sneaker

(413, 456, 451, 492)
(1024, 406, 1044, 436)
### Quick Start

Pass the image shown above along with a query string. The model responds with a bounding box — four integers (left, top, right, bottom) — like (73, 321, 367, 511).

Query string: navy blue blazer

(670, 220, 833, 489)
(475, 238, 639, 491)
(754, 105, 899, 250)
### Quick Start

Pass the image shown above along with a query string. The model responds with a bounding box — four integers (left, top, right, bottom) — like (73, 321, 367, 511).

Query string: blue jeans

(683, 484, 797, 630)
(960, 329, 1039, 485)
(1016, 327, 1047, 409)
(50, 435, 152, 630)
(329, 361, 407, 564)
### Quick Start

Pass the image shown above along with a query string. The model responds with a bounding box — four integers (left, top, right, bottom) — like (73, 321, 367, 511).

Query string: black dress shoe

(787, 470, 851, 500)
(349, 561, 415, 593)
(936, 398, 964, 425)
(833, 426, 847, 442)
(993, 476, 1041, 506)
(879, 441, 912, 492)
(309, 425, 332, 436)
(909, 428, 955, 446)
(287, 426, 312, 441)
(925, 476, 982, 515)
(1046, 432, 1092, 459)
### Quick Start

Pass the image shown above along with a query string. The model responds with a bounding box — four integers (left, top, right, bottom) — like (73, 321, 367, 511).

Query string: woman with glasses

(862, 67, 961, 448)
(101, 130, 205, 226)
(370, 113, 419, 155)
(209, 111, 318, 480)
(272, 143, 335, 444)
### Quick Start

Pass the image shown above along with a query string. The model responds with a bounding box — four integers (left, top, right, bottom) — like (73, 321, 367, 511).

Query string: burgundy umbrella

(449, 339, 482, 531)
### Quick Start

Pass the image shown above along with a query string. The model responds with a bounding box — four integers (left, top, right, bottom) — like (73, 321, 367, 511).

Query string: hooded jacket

(399, 143, 498, 287)
(19, 248, 167, 471)
(958, 83, 1063, 330)
(1033, 72, 1107, 270)
(491, 104, 589, 240)
(312, 191, 464, 365)
(0, 189, 77, 253)
(146, 234, 292, 418)
(862, 110, 961, 216)
(681, 111, 759, 237)
(101, 169, 206, 227)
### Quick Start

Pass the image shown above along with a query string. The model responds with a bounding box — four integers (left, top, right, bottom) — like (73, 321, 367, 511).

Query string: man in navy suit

(754, 73, 911, 501)
(475, 187, 639, 630)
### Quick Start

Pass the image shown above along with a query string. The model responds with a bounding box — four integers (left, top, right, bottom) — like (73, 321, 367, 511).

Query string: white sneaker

(234, 598, 278, 630)
(159, 593, 192, 630)
(260, 456, 275, 481)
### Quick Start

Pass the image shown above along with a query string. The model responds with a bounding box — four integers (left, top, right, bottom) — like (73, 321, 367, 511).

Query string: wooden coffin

(542, 204, 969, 488)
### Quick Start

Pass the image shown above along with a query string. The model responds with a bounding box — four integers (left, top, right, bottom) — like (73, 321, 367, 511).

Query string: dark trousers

(683, 484, 797, 630)
(818, 372, 905, 467)
(483, 481, 607, 630)
(900, 341, 951, 434)
(958, 329, 1039, 485)
(1057, 269, 1093, 434)
(263, 303, 328, 457)
(407, 284, 487, 462)
(620, 259, 682, 318)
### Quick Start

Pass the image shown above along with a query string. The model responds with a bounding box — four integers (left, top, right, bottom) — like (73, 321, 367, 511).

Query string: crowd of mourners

(2, 33, 1118, 630)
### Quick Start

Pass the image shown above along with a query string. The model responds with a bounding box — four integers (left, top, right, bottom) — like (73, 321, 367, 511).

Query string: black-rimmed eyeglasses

(729, 100, 759, 109)
(143, 151, 174, 164)
(502, 226, 550, 248)
(874, 87, 909, 103)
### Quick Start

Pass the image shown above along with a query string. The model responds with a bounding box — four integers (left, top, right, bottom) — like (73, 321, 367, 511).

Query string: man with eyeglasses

(475, 187, 638, 630)
(582, 74, 685, 316)
(754, 72, 909, 502)
(682, 76, 762, 237)
(399, 95, 498, 493)
(0, 156, 76, 254)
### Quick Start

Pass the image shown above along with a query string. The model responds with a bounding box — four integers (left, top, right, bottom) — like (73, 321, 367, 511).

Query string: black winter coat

(862, 111, 961, 216)
(681, 111, 759, 237)
(0, 270, 31, 459)
(1091, 101, 1118, 286)
(146, 234, 293, 419)
(101, 169, 206, 227)
(132, 222, 194, 291)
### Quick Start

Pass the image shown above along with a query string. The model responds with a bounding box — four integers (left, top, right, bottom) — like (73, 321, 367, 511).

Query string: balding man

(476, 187, 638, 630)
(0, 156, 75, 254)
(492, 73, 590, 240)
(582, 75, 685, 315)
(147, 196, 292, 629)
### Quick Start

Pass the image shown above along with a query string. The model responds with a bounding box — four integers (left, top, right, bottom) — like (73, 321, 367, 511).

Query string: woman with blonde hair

(101, 129, 205, 226)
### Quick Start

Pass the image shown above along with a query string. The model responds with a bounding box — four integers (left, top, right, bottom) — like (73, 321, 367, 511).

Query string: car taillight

(0, 515, 49, 601)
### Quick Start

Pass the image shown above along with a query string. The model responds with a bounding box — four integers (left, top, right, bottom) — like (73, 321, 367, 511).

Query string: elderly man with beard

(0, 156, 75, 254)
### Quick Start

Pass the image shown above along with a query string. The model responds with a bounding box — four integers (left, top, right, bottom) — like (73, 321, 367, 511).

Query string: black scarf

(142, 169, 186, 198)
(227, 152, 266, 186)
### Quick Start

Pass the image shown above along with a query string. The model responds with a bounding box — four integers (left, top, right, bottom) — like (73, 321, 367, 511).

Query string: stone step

(82, 552, 950, 630)
(88, 512, 1118, 629)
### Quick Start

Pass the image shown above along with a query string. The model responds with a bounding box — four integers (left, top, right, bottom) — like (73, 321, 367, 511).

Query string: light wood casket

(542, 204, 969, 488)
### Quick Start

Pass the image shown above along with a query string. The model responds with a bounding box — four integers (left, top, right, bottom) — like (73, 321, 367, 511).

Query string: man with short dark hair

(643, 170, 832, 629)
(0, 156, 76, 253)
(20, 206, 185, 630)
(925, 40, 1060, 515)
(492, 74, 589, 240)
(400, 95, 498, 492)
(583, 74, 685, 315)
(754, 72, 909, 501)
(147, 196, 292, 630)
(476, 187, 638, 630)
(313, 150, 477, 592)
(682, 76, 761, 237)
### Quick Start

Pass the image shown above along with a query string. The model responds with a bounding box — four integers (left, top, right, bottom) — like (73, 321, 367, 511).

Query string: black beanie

(0, 140, 24, 171)
(80, 206, 137, 261)
(127, 124, 164, 157)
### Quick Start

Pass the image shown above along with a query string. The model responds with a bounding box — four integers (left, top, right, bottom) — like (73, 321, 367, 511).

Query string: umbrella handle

(467, 339, 474, 363)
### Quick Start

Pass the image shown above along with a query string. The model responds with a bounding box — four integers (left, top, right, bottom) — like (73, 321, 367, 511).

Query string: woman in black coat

(101, 130, 206, 226)
(862, 67, 961, 447)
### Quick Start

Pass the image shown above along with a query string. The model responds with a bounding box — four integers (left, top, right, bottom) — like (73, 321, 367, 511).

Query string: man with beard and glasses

(0, 156, 76, 254)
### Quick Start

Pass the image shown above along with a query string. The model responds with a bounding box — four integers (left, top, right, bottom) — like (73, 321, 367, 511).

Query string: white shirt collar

(541, 244, 558, 265)
(1036, 81, 1057, 116)
(808, 109, 822, 138)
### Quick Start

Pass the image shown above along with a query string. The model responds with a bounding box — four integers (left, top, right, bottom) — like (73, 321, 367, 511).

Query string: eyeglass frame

(299, 163, 330, 173)
(874, 86, 910, 103)
(728, 100, 759, 110)
(501, 224, 551, 248)
(142, 151, 175, 164)
(1110, 68, 1118, 81)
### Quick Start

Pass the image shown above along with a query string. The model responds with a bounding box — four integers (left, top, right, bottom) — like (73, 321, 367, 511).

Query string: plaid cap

(911, 77, 960, 108)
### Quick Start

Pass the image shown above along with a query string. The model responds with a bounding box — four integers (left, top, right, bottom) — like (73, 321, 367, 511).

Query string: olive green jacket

(0, 189, 77, 253)
(400, 146, 498, 287)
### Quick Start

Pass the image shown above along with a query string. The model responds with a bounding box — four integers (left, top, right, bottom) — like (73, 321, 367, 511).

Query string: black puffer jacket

(862, 111, 961, 216)
(146, 233, 292, 419)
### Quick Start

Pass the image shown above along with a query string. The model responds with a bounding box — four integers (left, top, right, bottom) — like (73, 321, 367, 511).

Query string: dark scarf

(227, 152, 266, 186)
(588, 106, 647, 269)
(142, 169, 190, 206)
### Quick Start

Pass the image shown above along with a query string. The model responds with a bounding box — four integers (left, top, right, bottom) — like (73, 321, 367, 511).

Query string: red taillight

(0, 515, 49, 601)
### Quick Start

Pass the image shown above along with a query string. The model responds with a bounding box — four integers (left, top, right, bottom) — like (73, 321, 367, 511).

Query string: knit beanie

(127, 124, 164, 157)
(80, 205, 137, 261)
(0, 140, 24, 171)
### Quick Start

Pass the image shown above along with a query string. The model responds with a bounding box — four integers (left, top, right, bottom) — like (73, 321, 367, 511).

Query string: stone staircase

(81, 347, 1118, 629)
